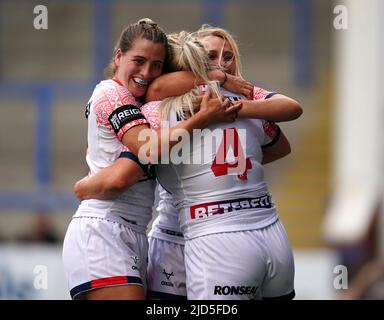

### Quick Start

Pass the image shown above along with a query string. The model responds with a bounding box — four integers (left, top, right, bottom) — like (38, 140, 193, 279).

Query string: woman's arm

(122, 91, 239, 161)
(222, 73, 254, 99)
(238, 94, 302, 122)
(146, 71, 196, 101)
(146, 70, 253, 101)
(74, 157, 144, 200)
(261, 130, 291, 164)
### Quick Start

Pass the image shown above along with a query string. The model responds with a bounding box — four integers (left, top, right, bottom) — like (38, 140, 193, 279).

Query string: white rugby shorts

(147, 236, 187, 300)
(62, 216, 148, 299)
(184, 219, 295, 300)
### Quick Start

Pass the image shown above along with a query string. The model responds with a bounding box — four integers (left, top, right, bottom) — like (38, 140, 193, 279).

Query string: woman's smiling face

(114, 37, 166, 98)
(200, 35, 236, 75)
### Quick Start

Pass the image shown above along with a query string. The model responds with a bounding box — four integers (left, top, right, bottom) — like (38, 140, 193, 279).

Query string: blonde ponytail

(160, 32, 221, 121)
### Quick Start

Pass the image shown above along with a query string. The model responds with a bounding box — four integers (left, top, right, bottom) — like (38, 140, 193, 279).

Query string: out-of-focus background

(0, 0, 383, 300)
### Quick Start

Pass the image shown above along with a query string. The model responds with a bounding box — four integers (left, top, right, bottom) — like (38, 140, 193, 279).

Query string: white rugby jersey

(141, 101, 185, 244)
(74, 79, 156, 234)
(148, 185, 185, 245)
(141, 100, 184, 243)
(153, 87, 281, 239)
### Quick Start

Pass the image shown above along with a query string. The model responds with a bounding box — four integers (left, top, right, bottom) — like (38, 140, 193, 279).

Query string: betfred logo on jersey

(190, 196, 272, 219)
(108, 104, 145, 134)
(213, 285, 258, 296)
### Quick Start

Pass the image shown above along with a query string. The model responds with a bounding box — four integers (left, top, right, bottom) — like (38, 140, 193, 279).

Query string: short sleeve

(261, 120, 281, 148)
(92, 82, 148, 141)
(140, 101, 162, 130)
(253, 86, 277, 101)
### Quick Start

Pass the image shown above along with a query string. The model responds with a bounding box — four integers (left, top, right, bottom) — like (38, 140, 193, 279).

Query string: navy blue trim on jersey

(264, 92, 277, 100)
(85, 101, 91, 119)
(263, 290, 295, 300)
(148, 290, 187, 300)
(119, 151, 149, 175)
(261, 125, 281, 149)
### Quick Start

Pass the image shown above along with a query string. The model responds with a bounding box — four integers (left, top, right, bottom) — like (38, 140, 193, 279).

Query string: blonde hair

(195, 24, 243, 78)
(160, 31, 221, 121)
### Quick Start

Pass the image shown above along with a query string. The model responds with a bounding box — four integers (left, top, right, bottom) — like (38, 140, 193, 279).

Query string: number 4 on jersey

(211, 128, 251, 180)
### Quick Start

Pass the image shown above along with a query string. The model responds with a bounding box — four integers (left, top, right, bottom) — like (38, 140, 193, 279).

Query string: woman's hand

(223, 73, 253, 99)
(74, 176, 89, 201)
(198, 90, 242, 125)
